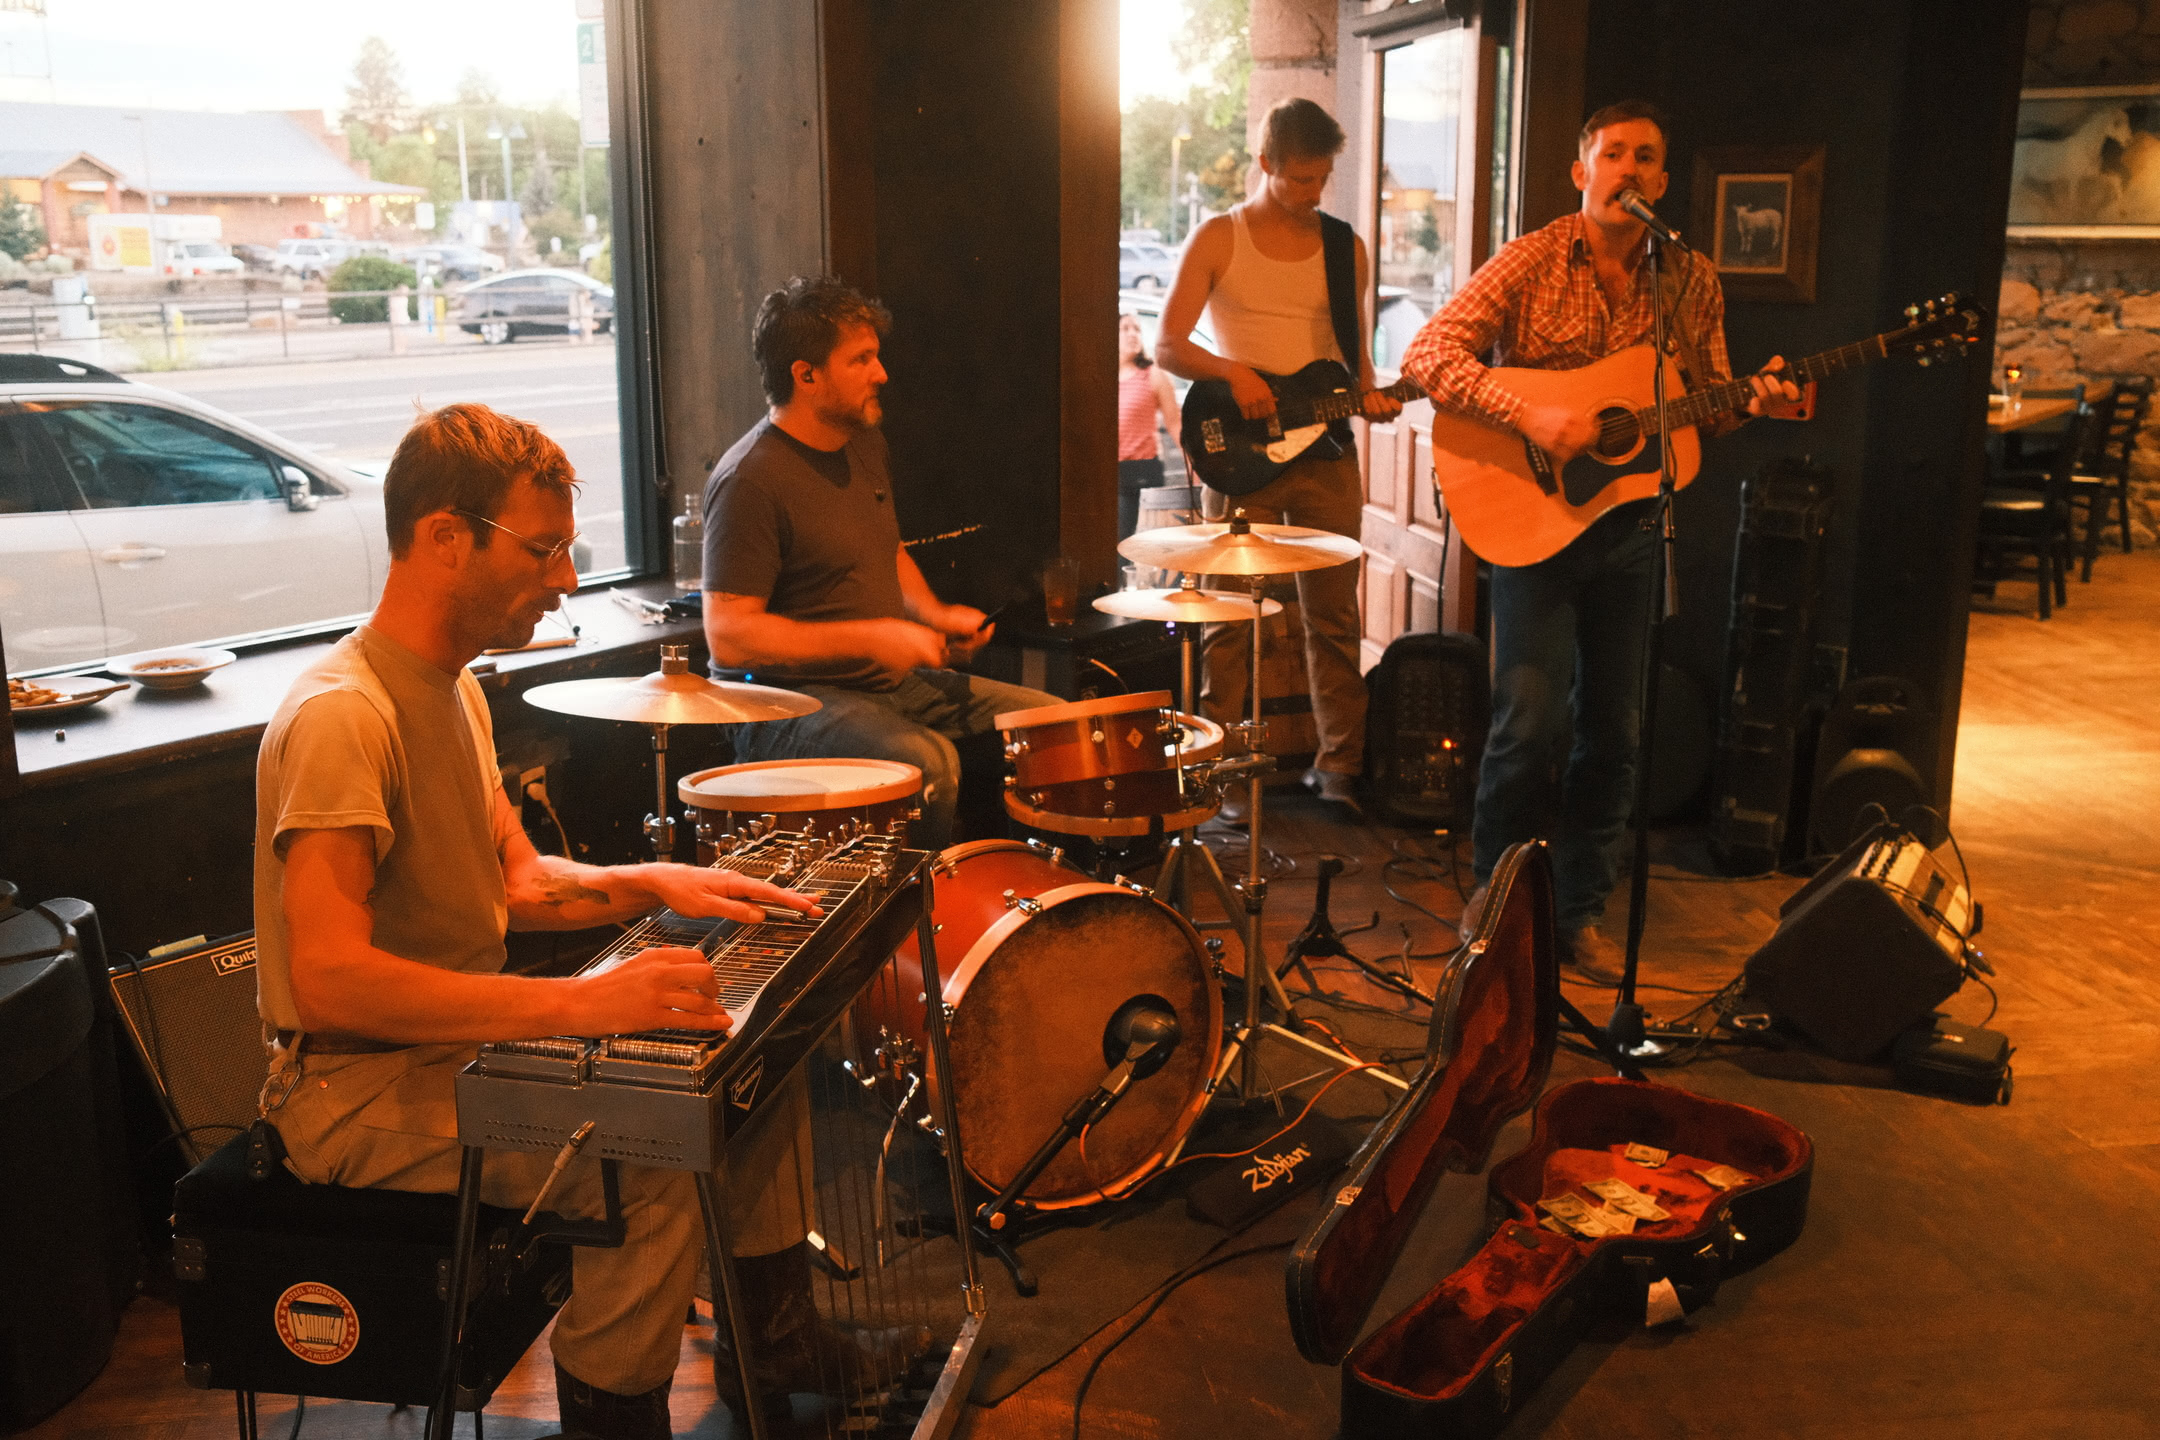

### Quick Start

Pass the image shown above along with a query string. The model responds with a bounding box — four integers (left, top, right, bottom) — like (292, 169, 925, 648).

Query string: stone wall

(2000, 0, 2160, 543)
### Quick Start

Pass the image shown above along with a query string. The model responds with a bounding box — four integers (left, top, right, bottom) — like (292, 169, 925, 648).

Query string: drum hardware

(1118, 514, 1409, 1109)
(522, 643, 823, 863)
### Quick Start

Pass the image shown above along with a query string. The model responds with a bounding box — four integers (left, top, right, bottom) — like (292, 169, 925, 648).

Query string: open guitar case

(1287, 841, 1814, 1437)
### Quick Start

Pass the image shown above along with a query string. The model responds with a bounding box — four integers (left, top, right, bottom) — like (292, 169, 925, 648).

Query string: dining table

(1987, 395, 2077, 433)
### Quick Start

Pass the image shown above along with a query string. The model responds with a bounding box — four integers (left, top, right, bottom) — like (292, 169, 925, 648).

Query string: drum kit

(512, 510, 1402, 1286)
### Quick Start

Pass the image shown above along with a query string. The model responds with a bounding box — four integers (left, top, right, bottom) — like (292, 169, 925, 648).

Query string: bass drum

(869, 840, 1221, 1211)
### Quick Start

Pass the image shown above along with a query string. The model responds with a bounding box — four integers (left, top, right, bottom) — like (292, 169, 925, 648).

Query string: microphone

(1615, 189, 1685, 247)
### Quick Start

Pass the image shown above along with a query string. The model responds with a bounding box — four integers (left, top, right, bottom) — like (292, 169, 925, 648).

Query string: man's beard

(816, 391, 882, 434)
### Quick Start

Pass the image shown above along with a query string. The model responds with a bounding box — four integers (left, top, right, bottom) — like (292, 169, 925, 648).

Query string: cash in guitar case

(1287, 841, 1814, 1438)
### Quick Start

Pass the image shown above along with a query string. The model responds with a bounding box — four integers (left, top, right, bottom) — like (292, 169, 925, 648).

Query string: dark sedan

(456, 269, 615, 344)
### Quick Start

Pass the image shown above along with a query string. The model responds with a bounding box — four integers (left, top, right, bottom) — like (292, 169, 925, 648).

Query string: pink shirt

(1118, 367, 1162, 460)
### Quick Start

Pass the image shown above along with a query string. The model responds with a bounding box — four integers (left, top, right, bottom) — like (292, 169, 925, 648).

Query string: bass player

(1155, 97, 1403, 820)
(1398, 99, 1801, 982)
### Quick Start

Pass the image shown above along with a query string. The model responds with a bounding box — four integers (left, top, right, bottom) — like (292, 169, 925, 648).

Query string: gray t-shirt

(701, 418, 906, 690)
(253, 626, 512, 1033)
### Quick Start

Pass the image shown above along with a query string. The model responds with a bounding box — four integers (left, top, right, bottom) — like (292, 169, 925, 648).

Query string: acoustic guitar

(1427, 293, 1987, 567)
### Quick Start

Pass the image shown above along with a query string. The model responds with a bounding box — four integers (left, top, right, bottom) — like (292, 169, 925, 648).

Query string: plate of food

(107, 647, 238, 691)
(8, 674, 130, 717)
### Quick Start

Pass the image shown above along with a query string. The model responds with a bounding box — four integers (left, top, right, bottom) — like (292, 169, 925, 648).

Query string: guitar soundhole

(1590, 406, 1643, 463)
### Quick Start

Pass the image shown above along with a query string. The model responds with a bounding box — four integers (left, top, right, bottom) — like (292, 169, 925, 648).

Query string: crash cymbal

(1092, 587, 1286, 623)
(1116, 517, 1362, 575)
(523, 665, 820, 726)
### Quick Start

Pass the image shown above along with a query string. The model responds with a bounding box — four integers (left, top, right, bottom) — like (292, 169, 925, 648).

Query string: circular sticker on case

(273, 1282, 360, 1365)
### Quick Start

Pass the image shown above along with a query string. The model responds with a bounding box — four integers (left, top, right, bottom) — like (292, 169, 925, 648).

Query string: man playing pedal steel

(254, 404, 887, 1440)
(1154, 97, 1403, 820)
(1399, 100, 1800, 982)
(701, 275, 1058, 850)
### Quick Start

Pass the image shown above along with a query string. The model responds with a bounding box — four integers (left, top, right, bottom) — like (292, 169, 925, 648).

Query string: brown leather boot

(709, 1242, 933, 1421)
(1560, 924, 1627, 985)
(554, 1360, 671, 1440)
(1456, 881, 1491, 944)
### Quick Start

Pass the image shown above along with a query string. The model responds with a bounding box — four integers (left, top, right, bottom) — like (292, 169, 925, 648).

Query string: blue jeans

(725, 668, 1059, 850)
(1473, 506, 1654, 929)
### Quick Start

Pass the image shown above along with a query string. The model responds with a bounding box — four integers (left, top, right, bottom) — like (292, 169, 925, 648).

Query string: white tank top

(1203, 205, 1340, 377)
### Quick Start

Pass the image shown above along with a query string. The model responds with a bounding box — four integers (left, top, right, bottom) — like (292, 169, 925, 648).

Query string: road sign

(578, 21, 609, 148)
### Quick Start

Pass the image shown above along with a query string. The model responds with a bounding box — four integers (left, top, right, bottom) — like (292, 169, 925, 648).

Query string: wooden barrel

(1127, 485, 1204, 588)
(1205, 576, 1320, 772)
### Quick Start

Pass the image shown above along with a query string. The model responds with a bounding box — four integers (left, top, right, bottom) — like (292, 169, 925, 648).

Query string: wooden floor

(27, 553, 2160, 1440)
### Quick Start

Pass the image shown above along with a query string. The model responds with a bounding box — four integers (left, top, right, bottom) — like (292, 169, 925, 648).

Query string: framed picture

(2007, 84, 2160, 237)
(1690, 144, 1824, 304)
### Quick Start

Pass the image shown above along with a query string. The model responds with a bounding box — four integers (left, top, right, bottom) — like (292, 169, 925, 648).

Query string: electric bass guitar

(1428, 292, 1987, 567)
(1180, 359, 1425, 497)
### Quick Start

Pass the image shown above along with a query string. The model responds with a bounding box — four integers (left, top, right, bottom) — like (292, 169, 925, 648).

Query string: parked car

(230, 243, 280, 272)
(456, 268, 615, 344)
(0, 352, 388, 669)
(1119, 242, 1176, 291)
(400, 244, 506, 284)
(273, 238, 346, 280)
(163, 242, 245, 278)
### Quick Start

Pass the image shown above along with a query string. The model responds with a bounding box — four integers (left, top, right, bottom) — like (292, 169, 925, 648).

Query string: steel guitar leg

(427, 1145, 486, 1440)
(911, 873, 989, 1317)
(696, 1169, 772, 1440)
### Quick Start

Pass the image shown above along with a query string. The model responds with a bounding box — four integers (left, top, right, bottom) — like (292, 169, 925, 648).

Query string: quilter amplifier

(1743, 821, 1978, 1061)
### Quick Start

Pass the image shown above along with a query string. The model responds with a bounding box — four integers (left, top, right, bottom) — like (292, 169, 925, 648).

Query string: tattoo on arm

(532, 872, 612, 910)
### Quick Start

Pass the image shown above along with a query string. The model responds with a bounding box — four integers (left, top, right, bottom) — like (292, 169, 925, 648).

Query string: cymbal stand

(1152, 579, 1246, 946)
(1205, 574, 1407, 1106)
(642, 723, 675, 861)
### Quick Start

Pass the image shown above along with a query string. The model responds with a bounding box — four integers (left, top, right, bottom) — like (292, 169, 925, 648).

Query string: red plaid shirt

(1399, 212, 1737, 436)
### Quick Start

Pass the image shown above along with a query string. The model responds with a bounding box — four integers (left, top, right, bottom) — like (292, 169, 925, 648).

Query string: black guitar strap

(1655, 246, 1712, 393)
(1319, 212, 1362, 382)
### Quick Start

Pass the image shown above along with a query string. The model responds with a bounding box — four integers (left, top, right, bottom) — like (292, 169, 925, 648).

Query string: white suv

(273, 239, 348, 280)
(0, 355, 388, 670)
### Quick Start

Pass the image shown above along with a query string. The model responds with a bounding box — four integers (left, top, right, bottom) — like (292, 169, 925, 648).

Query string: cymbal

(1117, 519, 1362, 575)
(1092, 587, 1286, 623)
(522, 669, 821, 726)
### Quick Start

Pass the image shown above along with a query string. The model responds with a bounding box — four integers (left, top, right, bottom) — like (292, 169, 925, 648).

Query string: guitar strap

(1654, 247, 1713, 394)
(1319, 212, 1363, 383)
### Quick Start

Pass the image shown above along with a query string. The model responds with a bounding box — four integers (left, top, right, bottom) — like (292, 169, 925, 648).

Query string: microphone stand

(1610, 219, 1684, 1062)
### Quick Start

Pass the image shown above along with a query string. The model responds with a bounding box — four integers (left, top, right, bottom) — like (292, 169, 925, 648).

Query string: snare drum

(861, 840, 1221, 1210)
(996, 690, 1183, 818)
(677, 757, 922, 861)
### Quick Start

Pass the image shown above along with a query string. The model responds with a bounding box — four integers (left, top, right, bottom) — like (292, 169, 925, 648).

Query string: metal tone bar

(696, 1169, 769, 1440)
(910, 869, 985, 1310)
(910, 1310, 988, 1440)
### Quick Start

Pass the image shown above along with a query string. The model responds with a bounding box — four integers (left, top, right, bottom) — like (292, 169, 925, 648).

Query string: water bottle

(672, 493, 703, 594)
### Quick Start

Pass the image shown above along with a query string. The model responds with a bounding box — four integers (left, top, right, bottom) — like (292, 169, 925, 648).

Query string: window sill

(10, 580, 703, 792)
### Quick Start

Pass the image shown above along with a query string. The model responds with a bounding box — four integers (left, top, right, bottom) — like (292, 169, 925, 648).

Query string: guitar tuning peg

(1905, 304, 1920, 319)
(1917, 356, 1932, 367)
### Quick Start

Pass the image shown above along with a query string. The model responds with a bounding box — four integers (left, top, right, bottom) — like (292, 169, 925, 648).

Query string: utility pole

(456, 115, 470, 202)
(1168, 127, 1189, 244)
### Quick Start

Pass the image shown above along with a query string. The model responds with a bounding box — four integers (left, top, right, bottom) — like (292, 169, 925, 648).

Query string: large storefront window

(1, 2, 647, 672)
(1373, 27, 1465, 372)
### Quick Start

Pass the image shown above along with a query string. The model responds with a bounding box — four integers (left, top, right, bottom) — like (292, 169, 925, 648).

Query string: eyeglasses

(455, 509, 580, 565)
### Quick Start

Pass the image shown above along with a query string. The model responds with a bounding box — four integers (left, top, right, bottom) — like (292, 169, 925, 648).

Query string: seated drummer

(254, 404, 880, 1438)
(702, 275, 1058, 849)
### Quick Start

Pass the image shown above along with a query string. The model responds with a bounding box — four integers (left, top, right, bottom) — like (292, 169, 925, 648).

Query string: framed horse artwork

(2006, 84, 2160, 238)
(1690, 144, 1824, 304)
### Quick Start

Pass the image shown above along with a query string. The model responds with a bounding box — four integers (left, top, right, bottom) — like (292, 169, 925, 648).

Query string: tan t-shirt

(253, 625, 514, 1033)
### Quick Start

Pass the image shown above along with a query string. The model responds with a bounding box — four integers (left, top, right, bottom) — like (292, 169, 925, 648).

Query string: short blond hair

(1260, 98, 1346, 165)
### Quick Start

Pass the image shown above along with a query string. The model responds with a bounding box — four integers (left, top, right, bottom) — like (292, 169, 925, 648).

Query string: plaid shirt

(1399, 212, 1737, 436)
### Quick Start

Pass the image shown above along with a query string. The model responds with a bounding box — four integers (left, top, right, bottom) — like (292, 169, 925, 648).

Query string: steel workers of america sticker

(274, 1282, 360, 1365)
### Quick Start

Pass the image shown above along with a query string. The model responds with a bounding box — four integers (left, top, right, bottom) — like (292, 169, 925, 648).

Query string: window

(1374, 27, 1467, 371)
(35, 402, 282, 509)
(2, 1, 653, 678)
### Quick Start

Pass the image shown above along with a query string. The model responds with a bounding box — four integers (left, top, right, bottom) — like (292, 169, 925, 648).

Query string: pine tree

(0, 197, 45, 261)
(342, 37, 411, 142)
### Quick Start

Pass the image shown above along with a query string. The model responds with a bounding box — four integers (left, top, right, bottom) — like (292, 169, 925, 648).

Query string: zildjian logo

(1242, 1143, 1312, 1193)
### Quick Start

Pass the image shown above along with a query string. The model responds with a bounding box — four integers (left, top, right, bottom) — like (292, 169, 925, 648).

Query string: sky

(0, 0, 592, 114)
(0, 0, 1190, 118)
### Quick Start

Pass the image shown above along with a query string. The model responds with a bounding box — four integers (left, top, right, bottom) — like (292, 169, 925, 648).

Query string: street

(135, 339, 633, 573)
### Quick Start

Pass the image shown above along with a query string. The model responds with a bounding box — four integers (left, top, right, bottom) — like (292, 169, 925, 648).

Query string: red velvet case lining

(1346, 1077, 1812, 1401)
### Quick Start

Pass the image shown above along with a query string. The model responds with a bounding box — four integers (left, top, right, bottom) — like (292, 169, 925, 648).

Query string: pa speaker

(1743, 822, 1973, 1061)
(1808, 676, 1933, 855)
(108, 933, 266, 1166)
(1361, 631, 1488, 830)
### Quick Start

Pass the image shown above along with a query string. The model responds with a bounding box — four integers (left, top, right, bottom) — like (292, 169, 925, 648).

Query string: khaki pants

(1200, 444, 1368, 775)
(264, 1040, 811, 1396)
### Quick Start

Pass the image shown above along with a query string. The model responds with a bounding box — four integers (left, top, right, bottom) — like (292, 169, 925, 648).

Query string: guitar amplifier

(107, 932, 267, 1166)
(1361, 632, 1488, 830)
(1742, 821, 1975, 1061)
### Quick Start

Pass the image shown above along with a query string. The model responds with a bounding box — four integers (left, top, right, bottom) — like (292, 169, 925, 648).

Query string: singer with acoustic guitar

(1398, 99, 1802, 984)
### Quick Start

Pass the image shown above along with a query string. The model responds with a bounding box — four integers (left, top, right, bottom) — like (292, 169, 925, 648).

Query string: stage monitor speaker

(1361, 631, 1488, 830)
(107, 932, 267, 1166)
(1742, 822, 1973, 1061)
(1808, 675, 1934, 855)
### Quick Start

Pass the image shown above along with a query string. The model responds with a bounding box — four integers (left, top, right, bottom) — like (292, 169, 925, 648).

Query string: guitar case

(1287, 841, 1813, 1438)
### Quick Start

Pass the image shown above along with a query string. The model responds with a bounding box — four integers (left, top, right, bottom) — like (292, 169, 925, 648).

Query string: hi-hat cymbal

(1117, 519, 1362, 575)
(1092, 587, 1286, 623)
(523, 669, 821, 725)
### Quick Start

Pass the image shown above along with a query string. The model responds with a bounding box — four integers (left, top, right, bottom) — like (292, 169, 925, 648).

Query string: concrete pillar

(1247, 0, 1340, 195)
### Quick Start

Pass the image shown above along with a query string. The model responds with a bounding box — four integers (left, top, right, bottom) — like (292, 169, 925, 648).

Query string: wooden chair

(2071, 375, 2152, 579)
(1977, 400, 2093, 618)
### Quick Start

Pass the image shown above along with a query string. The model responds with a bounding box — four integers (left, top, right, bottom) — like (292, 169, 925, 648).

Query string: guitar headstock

(1889, 292, 1989, 368)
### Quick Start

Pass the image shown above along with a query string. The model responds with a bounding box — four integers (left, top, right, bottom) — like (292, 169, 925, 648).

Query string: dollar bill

(1595, 1206, 1638, 1235)
(1694, 1164, 1755, 1190)
(1585, 1178, 1671, 1221)
(1539, 1192, 1598, 1227)
(1623, 1142, 1670, 1168)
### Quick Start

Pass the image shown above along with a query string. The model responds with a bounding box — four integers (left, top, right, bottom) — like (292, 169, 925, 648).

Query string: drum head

(678, 757, 921, 811)
(945, 888, 1220, 1207)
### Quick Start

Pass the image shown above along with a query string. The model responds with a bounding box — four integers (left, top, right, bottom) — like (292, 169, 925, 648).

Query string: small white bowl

(109, 647, 238, 691)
